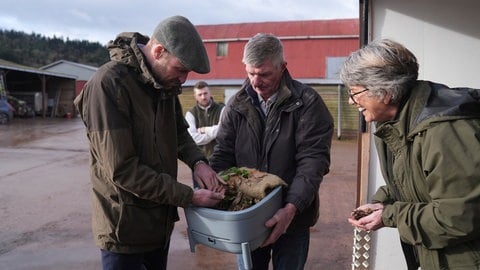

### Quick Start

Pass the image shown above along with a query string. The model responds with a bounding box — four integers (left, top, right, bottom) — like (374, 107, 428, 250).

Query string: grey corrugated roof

(0, 59, 77, 79)
(40, 60, 98, 71)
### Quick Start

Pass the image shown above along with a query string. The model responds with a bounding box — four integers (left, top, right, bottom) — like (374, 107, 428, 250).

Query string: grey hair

(242, 33, 285, 69)
(339, 39, 419, 103)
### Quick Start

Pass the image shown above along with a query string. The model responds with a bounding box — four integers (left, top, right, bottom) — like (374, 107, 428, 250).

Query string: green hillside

(0, 29, 109, 68)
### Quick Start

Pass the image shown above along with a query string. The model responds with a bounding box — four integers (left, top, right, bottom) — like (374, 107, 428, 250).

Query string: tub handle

(207, 237, 216, 244)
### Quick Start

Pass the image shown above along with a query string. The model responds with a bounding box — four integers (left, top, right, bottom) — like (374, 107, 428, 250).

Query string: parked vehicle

(0, 99, 14, 124)
(10, 92, 45, 115)
(7, 95, 35, 118)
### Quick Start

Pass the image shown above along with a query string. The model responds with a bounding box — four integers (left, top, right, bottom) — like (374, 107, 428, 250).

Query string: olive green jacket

(74, 32, 205, 253)
(372, 81, 480, 269)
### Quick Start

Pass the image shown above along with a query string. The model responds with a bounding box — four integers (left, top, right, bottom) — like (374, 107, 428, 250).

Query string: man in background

(185, 81, 225, 159)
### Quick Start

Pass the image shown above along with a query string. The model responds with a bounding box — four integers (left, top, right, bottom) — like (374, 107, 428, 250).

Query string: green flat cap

(153, 15, 210, 74)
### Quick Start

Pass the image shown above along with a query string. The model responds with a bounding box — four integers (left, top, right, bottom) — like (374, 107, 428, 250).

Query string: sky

(0, 0, 358, 45)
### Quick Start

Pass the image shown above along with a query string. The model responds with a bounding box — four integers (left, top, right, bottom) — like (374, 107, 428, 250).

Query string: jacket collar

(238, 69, 296, 108)
(376, 80, 480, 142)
(108, 32, 181, 97)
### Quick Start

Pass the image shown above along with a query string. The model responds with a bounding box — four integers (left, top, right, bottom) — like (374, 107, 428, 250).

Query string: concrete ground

(0, 118, 357, 270)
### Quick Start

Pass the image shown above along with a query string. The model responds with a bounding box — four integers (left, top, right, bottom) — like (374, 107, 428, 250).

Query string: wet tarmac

(0, 117, 357, 269)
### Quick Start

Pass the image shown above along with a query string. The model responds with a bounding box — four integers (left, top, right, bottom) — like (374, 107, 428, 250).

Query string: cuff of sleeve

(179, 187, 194, 208)
(192, 159, 208, 170)
(381, 204, 396, 227)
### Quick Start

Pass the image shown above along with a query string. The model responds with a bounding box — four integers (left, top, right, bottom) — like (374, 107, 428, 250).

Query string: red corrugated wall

(189, 19, 359, 80)
(75, 80, 87, 96)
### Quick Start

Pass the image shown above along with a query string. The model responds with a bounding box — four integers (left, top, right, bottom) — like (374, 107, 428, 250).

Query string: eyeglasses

(347, 88, 369, 105)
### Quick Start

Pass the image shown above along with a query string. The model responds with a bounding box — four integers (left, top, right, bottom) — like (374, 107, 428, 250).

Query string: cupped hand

(193, 162, 226, 191)
(348, 203, 385, 231)
(191, 188, 224, 208)
(261, 203, 296, 247)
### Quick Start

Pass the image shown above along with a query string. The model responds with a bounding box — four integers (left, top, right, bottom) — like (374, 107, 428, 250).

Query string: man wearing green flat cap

(74, 15, 225, 270)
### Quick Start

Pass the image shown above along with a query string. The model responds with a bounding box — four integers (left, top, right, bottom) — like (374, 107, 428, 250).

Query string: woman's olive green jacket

(372, 81, 480, 269)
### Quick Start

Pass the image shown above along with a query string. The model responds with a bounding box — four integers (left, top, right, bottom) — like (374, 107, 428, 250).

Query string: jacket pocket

(440, 240, 480, 269)
(115, 192, 175, 246)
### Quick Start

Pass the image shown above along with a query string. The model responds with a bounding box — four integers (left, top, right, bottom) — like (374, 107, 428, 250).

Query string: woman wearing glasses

(340, 39, 480, 270)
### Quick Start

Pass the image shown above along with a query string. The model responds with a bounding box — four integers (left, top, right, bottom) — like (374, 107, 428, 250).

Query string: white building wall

(371, 0, 480, 88)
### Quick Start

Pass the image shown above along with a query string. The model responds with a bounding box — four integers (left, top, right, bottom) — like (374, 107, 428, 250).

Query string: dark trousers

(101, 247, 169, 270)
(238, 229, 310, 270)
(400, 241, 420, 270)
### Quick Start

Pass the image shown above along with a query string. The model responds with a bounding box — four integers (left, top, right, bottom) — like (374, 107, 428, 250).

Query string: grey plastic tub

(184, 186, 283, 269)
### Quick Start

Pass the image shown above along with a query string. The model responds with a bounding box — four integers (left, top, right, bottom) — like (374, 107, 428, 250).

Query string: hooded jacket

(209, 71, 333, 231)
(372, 81, 480, 269)
(74, 32, 205, 253)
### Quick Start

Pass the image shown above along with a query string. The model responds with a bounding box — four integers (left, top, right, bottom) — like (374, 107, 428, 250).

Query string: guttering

(203, 34, 359, 43)
(0, 64, 77, 79)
